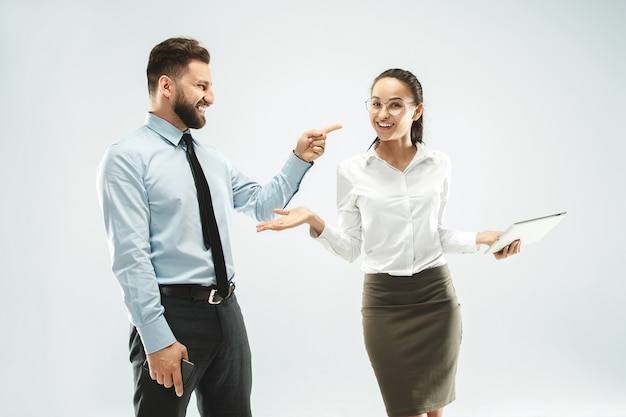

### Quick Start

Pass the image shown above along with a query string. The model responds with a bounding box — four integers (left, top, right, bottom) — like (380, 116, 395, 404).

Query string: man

(96, 37, 341, 417)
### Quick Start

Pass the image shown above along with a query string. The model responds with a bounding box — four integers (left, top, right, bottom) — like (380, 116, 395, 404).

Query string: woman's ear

(412, 103, 424, 121)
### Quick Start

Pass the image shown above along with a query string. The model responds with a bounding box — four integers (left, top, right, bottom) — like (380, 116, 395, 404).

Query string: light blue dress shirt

(97, 113, 312, 353)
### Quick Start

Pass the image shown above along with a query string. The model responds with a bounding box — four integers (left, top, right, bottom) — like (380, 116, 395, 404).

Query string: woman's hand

(477, 230, 521, 260)
(256, 206, 325, 235)
(491, 240, 521, 260)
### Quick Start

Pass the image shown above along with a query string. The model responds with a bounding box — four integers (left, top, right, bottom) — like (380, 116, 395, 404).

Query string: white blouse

(315, 144, 478, 275)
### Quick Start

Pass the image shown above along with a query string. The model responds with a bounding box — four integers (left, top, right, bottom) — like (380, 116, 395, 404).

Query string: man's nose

(204, 89, 215, 105)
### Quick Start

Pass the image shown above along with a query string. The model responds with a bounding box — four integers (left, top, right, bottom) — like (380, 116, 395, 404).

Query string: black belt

(159, 282, 235, 305)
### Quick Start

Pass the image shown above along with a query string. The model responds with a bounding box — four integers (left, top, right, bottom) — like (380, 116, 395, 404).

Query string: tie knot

(182, 133, 193, 147)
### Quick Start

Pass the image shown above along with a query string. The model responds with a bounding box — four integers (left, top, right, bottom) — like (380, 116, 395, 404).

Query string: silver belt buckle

(208, 288, 223, 305)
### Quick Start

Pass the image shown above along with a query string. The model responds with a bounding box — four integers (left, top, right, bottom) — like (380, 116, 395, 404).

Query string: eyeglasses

(365, 98, 415, 116)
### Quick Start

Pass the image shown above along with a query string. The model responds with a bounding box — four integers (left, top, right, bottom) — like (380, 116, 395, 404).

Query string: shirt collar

(365, 142, 435, 165)
(145, 113, 189, 146)
(365, 146, 378, 164)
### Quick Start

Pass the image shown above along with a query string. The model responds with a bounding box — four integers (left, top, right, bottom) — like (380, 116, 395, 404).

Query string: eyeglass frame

(365, 98, 417, 116)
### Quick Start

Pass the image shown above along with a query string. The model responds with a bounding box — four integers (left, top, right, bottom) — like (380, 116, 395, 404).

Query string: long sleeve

(314, 163, 363, 262)
(231, 152, 312, 221)
(437, 166, 479, 254)
(96, 114, 315, 355)
(312, 146, 479, 276)
(96, 143, 176, 354)
(97, 113, 315, 356)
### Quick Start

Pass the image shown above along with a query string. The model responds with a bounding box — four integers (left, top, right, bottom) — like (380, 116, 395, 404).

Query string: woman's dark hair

(369, 68, 424, 149)
(147, 37, 211, 97)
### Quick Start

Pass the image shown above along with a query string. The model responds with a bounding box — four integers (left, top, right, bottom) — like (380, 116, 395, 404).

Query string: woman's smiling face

(369, 77, 422, 144)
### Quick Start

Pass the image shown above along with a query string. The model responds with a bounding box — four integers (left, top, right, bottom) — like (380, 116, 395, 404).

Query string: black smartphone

(142, 359, 196, 387)
(180, 359, 195, 387)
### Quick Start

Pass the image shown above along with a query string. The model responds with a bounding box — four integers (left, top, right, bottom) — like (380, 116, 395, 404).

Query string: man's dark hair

(147, 37, 211, 97)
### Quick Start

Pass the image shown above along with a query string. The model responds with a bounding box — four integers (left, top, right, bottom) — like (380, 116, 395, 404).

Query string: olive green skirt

(362, 264, 462, 417)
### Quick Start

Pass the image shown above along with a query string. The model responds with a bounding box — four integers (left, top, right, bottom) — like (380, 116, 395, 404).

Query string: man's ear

(413, 103, 424, 121)
(158, 75, 174, 98)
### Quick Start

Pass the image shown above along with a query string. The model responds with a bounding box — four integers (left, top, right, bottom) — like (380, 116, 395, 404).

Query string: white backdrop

(1, 1, 625, 416)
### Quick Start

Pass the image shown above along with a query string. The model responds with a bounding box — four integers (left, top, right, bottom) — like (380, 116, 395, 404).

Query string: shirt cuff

(286, 150, 314, 174)
(292, 149, 314, 165)
(137, 316, 177, 354)
(458, 231, 480, 253)
(310, 223, 340, 253)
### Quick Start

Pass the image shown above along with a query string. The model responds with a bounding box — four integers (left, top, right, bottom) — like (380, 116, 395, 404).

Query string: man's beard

(173, 96, 206, 129)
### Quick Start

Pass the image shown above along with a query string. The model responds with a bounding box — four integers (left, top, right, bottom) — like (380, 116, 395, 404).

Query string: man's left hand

(294, 124, 342, 163)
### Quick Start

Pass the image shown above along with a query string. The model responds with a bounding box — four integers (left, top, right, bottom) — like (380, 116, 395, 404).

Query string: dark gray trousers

(129, 292, 252, 417)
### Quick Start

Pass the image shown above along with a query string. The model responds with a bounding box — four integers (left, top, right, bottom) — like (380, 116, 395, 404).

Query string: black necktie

(182, 133, 229, 298)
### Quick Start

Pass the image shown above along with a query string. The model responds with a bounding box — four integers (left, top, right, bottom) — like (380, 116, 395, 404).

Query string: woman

(256, 69, 520, 417)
